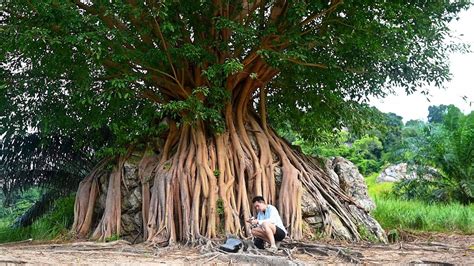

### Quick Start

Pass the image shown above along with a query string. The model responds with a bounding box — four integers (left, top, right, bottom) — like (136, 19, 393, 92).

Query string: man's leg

(251, 227, 269, 243)
(251, 223, 279, 249)
(273, 226, 286, 248)
(251, 228, 267, 249)
(260, 222, 277, 248)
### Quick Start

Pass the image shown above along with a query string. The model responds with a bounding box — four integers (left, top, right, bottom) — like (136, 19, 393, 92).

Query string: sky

(370, 6, 474, 123)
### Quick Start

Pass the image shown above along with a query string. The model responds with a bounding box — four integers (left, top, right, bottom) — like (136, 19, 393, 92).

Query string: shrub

(0, 194, 75, 243)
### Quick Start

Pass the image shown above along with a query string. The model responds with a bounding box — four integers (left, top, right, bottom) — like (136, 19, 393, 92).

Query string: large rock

(329, 211, 352, 240)
(377, 163, 440, 183)
(331, 157, 375, 212)
(123, 162, 140, 188)
(121, 163, 142, 241)
(301, 156, 377, 217)
(94, 161, 143, 242)
(301, 156, 386, 242)
(122, 186, 142, 212)
(376, 163, 416, 183)
(301, 189, 320, 218)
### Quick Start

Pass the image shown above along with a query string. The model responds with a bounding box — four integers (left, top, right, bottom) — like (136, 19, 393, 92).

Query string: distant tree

(0, 132, 97, 206)
(395, 107, 474, 204)
(382, 119, 427, 163)
(353, 136, 383, 160)
(348, 135, 384, 175)
(405, 119, 426, 128)
(427, 104, 450, 124)
(379, 113, 404, 153)
(426, 107, 474, 203)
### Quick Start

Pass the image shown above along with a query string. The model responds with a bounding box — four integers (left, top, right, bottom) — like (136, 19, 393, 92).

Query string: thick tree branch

(234, 0, 264, 22)
(300, 0, 343, 27)
(269, 0, 288, 22)
(151, 17, 190, 98)
(285, 58, 329, 69)
(74, 0, 128, 32)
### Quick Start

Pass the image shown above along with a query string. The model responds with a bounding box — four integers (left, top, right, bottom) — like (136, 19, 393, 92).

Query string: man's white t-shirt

(256, 204, 287, 234)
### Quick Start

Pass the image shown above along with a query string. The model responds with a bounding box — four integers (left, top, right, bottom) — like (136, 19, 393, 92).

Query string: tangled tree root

(73, 106, 385, 244)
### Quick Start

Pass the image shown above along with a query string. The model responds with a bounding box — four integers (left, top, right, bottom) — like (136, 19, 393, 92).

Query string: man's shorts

(274, 226, 286, 241)
(254, 226, 286, 249)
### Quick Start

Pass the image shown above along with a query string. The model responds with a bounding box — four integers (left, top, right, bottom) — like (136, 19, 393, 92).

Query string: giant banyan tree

(1, 1, 467, 245)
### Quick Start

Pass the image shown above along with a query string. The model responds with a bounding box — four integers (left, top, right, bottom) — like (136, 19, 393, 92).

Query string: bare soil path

(0, 233, 472, 265)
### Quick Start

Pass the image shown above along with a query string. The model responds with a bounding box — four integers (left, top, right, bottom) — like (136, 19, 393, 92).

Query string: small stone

(304, 216, 323, 227)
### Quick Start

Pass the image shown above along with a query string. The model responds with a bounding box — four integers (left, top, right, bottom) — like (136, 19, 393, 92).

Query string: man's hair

(252, 196, 265, 203)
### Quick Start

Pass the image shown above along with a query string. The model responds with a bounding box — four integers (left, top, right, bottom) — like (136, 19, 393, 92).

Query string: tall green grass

(365, 172, 474, 234)
(365, 172, 393, 198)
(365, 173, 474, 234)
(0, 195, 75, 243)
(372, 197, 474, 234)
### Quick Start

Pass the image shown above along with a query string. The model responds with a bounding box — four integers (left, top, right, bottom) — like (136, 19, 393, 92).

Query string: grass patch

(365, 172, 394, 199)
(0, 195, 75, 243)
(365, 172, 473, 234)
(105, 234, 120, 242)
(372, 197, 474, 234)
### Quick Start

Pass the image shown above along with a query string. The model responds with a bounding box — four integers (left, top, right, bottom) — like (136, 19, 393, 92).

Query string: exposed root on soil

(189, 238, 364, 265)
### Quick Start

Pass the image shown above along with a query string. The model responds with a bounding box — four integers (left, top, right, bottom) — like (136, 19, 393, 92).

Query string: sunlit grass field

(366, 173, 474, 234)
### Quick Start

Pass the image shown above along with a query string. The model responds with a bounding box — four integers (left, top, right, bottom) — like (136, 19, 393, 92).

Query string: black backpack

(219, 237, 242, 253)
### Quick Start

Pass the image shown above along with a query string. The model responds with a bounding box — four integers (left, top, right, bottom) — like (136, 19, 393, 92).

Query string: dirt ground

(0, 233, 472, 265)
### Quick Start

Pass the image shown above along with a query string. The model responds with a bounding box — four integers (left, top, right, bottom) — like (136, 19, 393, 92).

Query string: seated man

(247, 196, 287, 252)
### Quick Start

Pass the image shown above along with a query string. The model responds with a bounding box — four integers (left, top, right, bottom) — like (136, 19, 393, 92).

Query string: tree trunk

(72, 103, 385, 244)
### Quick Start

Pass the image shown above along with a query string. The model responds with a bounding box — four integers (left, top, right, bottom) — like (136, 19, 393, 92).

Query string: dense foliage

(294, 130, 384, 175)
(0, 187, 43, 219)
(0, 194, 75, 243)
(296, 105, 473, 204)
(1, 0, 469, 153)
(0, 132, 96, 204)
(393, 106, 474, 204)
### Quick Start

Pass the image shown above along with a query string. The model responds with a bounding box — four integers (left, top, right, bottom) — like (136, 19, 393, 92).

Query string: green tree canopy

(2, 1, 469, 144)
